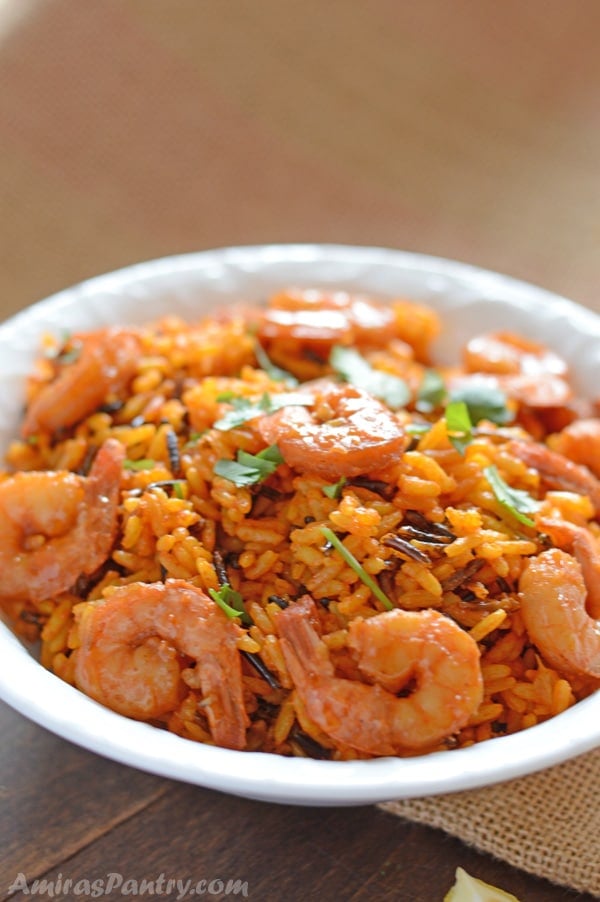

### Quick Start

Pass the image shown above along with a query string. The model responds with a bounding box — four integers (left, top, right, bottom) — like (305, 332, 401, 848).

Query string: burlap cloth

(379, 748, 600, 897)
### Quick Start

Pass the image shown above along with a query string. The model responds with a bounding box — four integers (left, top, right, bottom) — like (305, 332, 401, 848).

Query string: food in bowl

(2, 287, 599, 760)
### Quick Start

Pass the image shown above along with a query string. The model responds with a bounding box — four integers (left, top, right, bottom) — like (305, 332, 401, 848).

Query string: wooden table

(2, 2, 600, 899)
(2, 698, 595, 902)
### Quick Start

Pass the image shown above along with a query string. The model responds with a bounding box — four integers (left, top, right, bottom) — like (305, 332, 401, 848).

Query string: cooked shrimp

(258, 290, 440, 369)
(463, 331, 571, 407)
(534, 518, 600, 620)
(508, 439, 600, 516)
(277, 596, 483, 755)
(258, 381, 409, 480)
(259, 289, 399, 349)
(22, 328, 141, 437)
(74, 579, 249, 750)
(0, 438, 124, 602)
(550, 418, 600, 478)
(519, 533, 600, 678)
(464, 332, 568, 378)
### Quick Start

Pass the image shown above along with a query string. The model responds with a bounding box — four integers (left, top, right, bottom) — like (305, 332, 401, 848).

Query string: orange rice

(2, 289, 600, 759)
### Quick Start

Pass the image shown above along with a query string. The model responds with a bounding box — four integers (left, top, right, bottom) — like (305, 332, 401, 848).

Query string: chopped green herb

(405, 422, 431, 436)
(213, 393, 271, 430)
(56, 347, 82, 365)
(213, 460, 262, 486)
(43, 329, 73, 359)
(445, 401, 473, 454)
(416, 369, 447, 412)
(26, 434, 39, 446)
(183, 430, 206, 450)
(214, 444, 284, 486)
(144, 479, 186, 497)
(254, 342, 298, 386)
(323, 476, 347, 499)
(330, 345, 410, 410)
(213, 391, 312, 431)
(320, 526, 393, 610)
(484, 465, 540, 527)
(237, 444, 284, 472)
(123, 458, 156, 471)
(208, 584, 251, 624)
(449, 379, 513, 425)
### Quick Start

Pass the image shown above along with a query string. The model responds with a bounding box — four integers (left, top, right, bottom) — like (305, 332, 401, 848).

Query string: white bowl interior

(1, 244, 600, 805)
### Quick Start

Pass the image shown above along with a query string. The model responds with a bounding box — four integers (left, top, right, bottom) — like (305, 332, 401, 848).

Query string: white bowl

(1, 244, 600, 806)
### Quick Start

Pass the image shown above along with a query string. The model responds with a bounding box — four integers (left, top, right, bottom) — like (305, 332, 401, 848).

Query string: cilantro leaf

(254, 342, 299, 386)
(183, 430, 206, 449)
(56, 347, 82, 365)
(321, 526, 393, 610)
(330, 345, 410, 410)
(212, 393, 269, 430)
(405, 422, 431, 437)
(123, 458, 156, 471)
(214, 444, 284, 486)
(213, 392, 312, 431)
(445, 401, 473, 454)
(323, 476, 347, 499)
(416, 369, 447, 413)
(213, 460, 263, 486)
(449, 379, 513, 426)
(484, 465, 540, 527)
(209, 584, 251, 624)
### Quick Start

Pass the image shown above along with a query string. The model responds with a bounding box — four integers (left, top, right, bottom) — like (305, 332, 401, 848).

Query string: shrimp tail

(278, 595, 333, 680)
(81, 438, 125, 574)
(198, 655, 250, 750)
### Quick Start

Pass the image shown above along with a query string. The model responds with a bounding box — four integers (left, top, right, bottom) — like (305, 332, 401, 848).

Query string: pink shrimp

(74, 579, 249, 750)
(508, 439, 600, 516)
(277, 596, 483, 755)
(259, 289, 399, 348)
(257, 291, 440, 380)
(258, 380, 409, 481)
(0, 438, 124, 602)
(519, 522, 600, 678)
(462, 331, 571, 408)
(550, 418, 600, 479)
(22, 328, 141, 437)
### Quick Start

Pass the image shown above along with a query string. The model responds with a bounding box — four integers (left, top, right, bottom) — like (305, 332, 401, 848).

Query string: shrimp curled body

(22, 328, 141, 438)
(463, 331, 571, 407)
(0, 438, 124, 602)
(550, 418, 600, 479)
(75, 579, 249, 750)
(277, 597, 483, 755)
(258, 289, 399, 348)
(258, 382, 409, 480)
(519, 522, 600, 678)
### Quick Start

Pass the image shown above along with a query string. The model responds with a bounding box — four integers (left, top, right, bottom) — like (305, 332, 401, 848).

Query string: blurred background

(1, 0, 600, 318)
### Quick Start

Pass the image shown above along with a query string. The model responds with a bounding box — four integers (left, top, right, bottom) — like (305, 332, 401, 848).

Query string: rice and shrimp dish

(2, 288, 600, 760)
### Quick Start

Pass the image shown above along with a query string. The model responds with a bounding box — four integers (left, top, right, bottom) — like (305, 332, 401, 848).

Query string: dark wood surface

(1, 700, 594, 901)
(2, 2, 600, 900)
